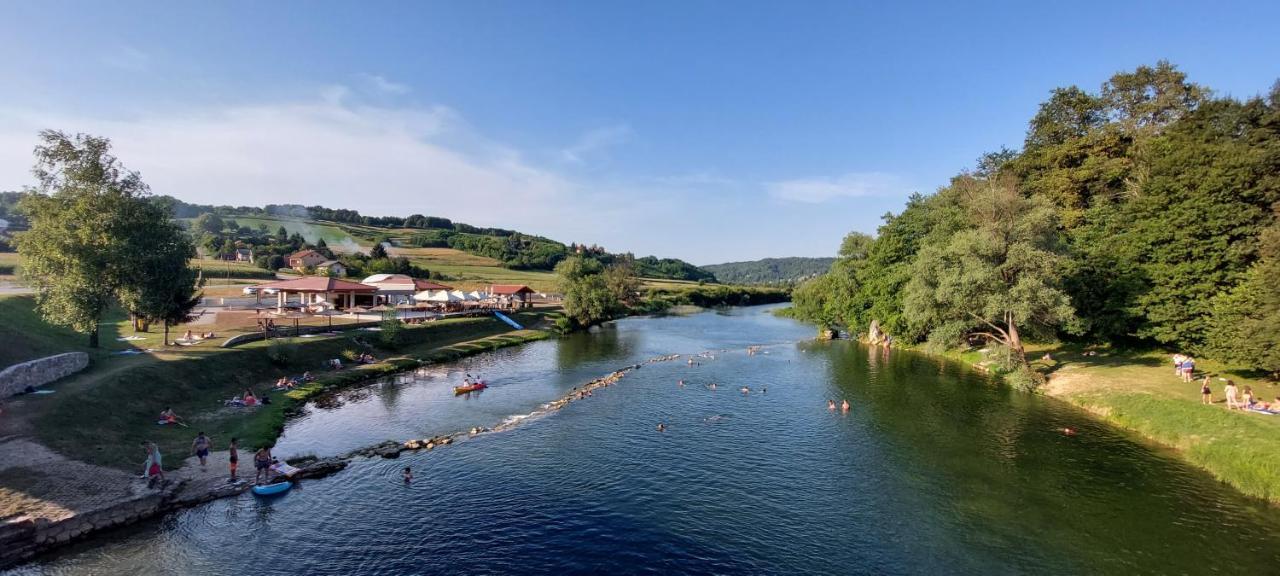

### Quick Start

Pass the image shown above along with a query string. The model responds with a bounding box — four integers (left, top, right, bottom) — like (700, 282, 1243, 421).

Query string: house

(288, 249, 327, 270)
(317, 260, 347, 277)
(490, 284, 536, 309)
(362, 274, 453, 304)
(253, 276, 378, 310)
(223, 248, 253, 262)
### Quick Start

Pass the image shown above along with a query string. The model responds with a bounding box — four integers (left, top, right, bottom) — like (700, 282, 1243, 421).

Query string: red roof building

(255, 277, 377, 310)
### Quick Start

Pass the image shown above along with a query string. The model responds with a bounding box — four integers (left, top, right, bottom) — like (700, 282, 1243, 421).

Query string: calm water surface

(11, 305, 1280, 575)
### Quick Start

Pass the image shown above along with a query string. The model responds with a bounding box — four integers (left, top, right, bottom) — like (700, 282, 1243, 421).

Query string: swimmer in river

(827, 400, 836, 410)
(762, 387, 767, 394)
(657, 423, 666, 432)
(841, 399, 850, 412)
(687, 358, 694, 365)
(740, 386, 750, 394)
(403, 466, 413, 483)
(708, 383, 717, 390)
(678, 379, 685, 387)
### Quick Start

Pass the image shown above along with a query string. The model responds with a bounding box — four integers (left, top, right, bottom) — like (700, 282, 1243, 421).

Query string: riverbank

(1030, 346, 1280, 504)
(0, 310, 558, 565)
(0, 344, 679, 569)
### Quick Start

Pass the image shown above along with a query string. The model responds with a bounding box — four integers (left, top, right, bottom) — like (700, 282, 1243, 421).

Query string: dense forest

(702, 257, 835, 285)
(789, 62, 1280, 382)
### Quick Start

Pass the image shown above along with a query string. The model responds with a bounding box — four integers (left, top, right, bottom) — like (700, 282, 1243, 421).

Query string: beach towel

(1246, 408, 1278, 415)
(270, 462, 302, 477)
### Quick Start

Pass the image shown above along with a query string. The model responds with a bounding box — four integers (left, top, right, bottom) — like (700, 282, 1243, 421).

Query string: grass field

(1026, 344, 1280, 502)
(220, 216, 369, 253)
(0, 252, 18, 280)
(11, 305, 552, 471)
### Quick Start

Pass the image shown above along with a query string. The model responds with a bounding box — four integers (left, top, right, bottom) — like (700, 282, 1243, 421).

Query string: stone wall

(0, 352, 89, 398)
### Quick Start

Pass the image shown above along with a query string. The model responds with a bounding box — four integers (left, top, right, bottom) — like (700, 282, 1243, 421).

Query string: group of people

(225, 389, 264, 407)
(180, 330, 217, 342)
(1172, 353, 1197, 382)
(1212, 378, 1280, 413)
(274, 372, 315, 390)
(140, 434, 280, 488)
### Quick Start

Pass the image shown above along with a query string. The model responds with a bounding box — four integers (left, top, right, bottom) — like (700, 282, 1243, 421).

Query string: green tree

(555, 255, 619, 327)
(1206, 212, 1280, 376)
(370, 242, 388, 259)
(193, 212, 224, 235)
(17, 131, 150, 347)
(903, 176, 1079, 372)
(117, 207, 203, 346)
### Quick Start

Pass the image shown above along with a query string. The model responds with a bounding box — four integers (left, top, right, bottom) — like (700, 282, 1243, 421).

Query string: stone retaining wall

(0, 352, 89, 398)
(0, 457, 348, 569)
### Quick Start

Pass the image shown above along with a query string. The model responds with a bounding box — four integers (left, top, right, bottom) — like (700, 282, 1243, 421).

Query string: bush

(379, 312, 404, 350)
(266, 338, 294, 366)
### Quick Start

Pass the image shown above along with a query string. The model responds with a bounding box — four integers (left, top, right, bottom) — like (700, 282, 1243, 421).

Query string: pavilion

(490, 284, 536, 309)
(254, 277, 378, 310)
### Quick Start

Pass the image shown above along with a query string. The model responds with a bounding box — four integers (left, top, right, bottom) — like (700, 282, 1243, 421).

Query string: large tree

(555, 255, 622, 328)
(903, 175, 1079, 370)
(18, 130, 200, 347)
(1206, 211, 1280, 376)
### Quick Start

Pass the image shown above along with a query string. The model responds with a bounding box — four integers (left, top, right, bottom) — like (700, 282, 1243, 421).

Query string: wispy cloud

(0, 91, 899, 263)
(100, 46, 150, 71)
(559, 124, 631, 164)
(766, 172, 903, 203)
(359, 74, 410, 95)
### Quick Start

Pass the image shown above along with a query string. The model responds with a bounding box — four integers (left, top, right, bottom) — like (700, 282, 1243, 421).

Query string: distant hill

(702, 257, 835, 285)
(155, 196, 713, 281)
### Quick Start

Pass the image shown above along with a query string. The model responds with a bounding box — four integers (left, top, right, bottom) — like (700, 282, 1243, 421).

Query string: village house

(316, 260, 347, 277)
(222, 248, 253, 262)
(288, 249, 327, 271)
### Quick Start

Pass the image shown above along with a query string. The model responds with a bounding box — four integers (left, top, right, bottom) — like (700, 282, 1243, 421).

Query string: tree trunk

(89, 326, 99, 348)
(163, 322, 170, 347)
(1007, 312, 1027, 367)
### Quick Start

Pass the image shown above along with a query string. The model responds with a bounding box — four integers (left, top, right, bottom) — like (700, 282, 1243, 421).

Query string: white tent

(467, 290, 488, 300)
(450, 290, 474, 301)
(414, 289, 463, 303)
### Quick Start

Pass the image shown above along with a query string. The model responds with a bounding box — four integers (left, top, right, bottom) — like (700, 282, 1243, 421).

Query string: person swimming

(403, 466, 413, 483)
(708, 383, 717, 390)
(740, 386, 750, 394)
(841, 399, 850, 412)
(656, 423, 666, 432)
(677, 379, 685, 387)
(827, 400, 836, 410)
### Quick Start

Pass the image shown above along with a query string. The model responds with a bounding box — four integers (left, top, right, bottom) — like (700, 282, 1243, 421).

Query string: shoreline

(0, 347, 686, 569)
(0, 324, 553, 569)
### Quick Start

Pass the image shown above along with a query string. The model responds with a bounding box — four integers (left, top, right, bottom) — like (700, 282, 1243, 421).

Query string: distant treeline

(151, 197, 714, 279)
(702, 257, 835, 285)
(637, 284, 790, 313)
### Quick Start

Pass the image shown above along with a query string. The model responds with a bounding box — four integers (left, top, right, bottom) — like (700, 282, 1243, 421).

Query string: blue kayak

(251, 481, 292, 496)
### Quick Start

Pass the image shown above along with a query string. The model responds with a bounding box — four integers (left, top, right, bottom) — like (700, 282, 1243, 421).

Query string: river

(10, 305, 1280, 575)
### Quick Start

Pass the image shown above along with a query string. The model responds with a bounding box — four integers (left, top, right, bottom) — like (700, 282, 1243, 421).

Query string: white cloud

(0, 92, 904, 263)
(766, 172, 903, 203)
(559, 124, 631, 164)
(100, 46, 150, 71)
(359, 74, 411, 95)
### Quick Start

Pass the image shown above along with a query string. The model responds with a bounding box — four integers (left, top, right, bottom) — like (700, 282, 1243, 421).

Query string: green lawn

(0, 295, 145, 368)
(220, 216, 369, 253)
(25, 310, 553, 471)
(1035, 344, 1280, 503)
(0, 251, 18, 278)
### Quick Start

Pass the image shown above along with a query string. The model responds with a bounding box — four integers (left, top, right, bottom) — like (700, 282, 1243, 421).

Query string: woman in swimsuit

(1201, 377, 1212, 405)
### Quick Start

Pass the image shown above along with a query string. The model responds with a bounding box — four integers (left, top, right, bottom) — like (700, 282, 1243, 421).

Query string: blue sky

(1, 1, 1277, 263)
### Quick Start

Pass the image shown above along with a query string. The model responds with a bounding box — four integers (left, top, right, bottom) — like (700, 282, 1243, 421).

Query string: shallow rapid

(14, 305, 1280, 575)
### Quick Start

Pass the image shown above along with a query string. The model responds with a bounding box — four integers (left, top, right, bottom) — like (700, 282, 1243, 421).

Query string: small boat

(251, 481, 292, 496)
(454, 382, 487, 395)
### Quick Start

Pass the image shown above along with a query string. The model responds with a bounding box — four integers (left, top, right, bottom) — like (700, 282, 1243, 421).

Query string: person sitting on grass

(329, 358, 343, 370)
(243, 389, 259, 407)
(159, 407, 180, 425)
(274, 377, 293, 390)
(301, 371, 314, 382)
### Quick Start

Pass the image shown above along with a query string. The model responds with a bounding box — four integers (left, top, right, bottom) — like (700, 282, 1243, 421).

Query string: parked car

(242, 286, 259, 295)
(262, 288, 280, 295)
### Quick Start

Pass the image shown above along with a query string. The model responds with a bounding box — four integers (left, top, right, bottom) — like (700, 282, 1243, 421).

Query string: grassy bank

(1029, 345, 1280, 503)
(26, 311, 552, 471)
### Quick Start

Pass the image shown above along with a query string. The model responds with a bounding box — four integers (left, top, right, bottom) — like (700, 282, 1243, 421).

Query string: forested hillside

(703, 257, 834, 284)
(788, 62, 1280, 381)
(153, 198, 711, 279)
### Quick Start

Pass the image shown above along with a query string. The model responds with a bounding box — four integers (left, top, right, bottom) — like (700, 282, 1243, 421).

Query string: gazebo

(254, 277, 378, 311)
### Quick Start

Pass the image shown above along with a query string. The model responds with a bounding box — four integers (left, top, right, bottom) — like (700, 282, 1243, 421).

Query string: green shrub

(266, 338, 294, 366)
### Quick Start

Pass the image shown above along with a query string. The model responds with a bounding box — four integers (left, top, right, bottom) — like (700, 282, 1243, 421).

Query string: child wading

(228, 438, 240, 482)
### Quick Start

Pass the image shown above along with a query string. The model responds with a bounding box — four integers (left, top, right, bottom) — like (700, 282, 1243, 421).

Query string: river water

(11, 305, 1280, 575)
